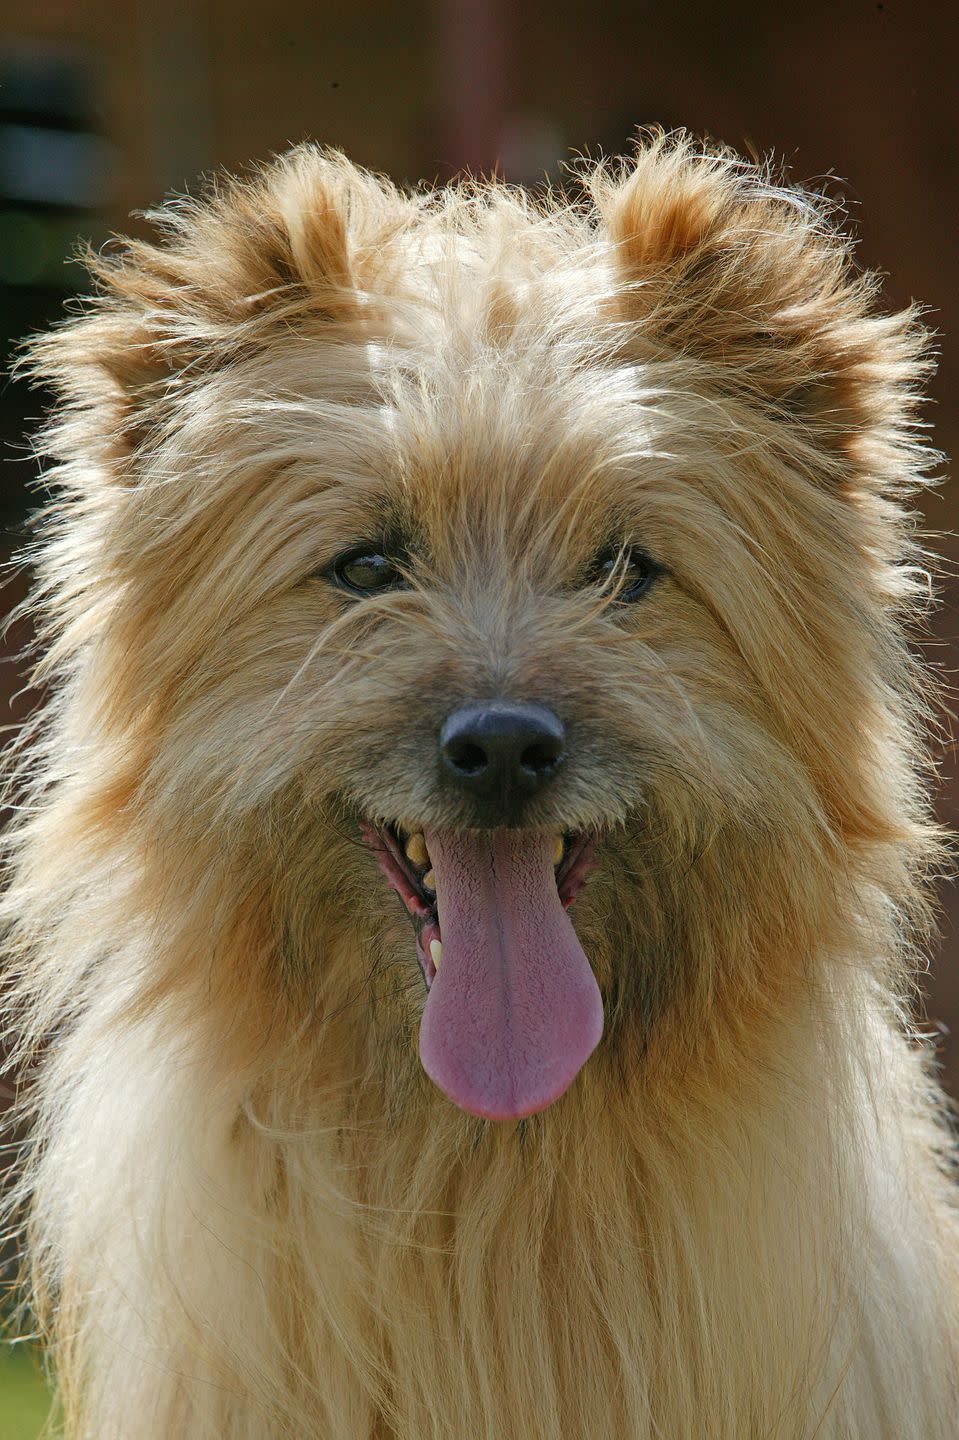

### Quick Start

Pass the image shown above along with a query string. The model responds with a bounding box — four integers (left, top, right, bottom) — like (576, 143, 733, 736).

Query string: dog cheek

(267, 811, 413, 993)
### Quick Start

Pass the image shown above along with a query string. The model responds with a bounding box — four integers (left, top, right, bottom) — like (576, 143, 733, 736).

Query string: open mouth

(361, 821, 603, 1120)
(363, 823, 597, 987)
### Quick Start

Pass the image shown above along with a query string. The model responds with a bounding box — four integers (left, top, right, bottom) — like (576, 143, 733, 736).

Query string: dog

(4, 132, 959, 1438)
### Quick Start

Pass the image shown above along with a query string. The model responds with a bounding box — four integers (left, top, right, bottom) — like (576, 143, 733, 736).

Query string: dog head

(24, 137, 935, 1121)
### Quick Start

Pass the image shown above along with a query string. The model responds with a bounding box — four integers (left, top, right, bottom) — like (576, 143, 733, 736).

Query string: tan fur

(4, 133, 959, 1438)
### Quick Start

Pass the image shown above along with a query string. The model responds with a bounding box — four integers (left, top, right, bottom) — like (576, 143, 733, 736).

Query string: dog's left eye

(591, 546, 660, 601)
(328, 547, 408, 595)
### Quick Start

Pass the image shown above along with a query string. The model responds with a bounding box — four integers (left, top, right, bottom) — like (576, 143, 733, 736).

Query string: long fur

(3, 132, 959, 1437)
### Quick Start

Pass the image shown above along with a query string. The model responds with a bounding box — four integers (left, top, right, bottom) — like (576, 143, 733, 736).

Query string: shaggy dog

(4, 133, 959, 1437)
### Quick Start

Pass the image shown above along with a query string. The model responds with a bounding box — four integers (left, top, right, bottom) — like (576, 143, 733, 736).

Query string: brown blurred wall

(2, 0, 958, 1085)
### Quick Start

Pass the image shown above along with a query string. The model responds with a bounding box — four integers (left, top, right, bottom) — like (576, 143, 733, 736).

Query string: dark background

(1, 0, 958, 1088)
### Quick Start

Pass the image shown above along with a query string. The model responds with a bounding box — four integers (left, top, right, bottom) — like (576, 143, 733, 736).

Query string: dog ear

(22, 147, 396, 429)
(594, 133, 932, 482)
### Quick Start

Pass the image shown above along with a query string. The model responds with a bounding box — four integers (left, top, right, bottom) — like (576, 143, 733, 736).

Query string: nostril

(447, 739, 487, 776)
(520, 740, 563, 775)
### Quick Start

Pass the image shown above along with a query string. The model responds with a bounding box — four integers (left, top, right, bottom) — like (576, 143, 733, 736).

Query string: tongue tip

(437, 1092, 571, 1123)
(423, 1067, 596, 1122)
(420, 996, 604, 1122)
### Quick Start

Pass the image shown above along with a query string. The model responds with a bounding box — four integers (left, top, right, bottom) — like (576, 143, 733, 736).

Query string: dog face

(27, 140, 931, 1121)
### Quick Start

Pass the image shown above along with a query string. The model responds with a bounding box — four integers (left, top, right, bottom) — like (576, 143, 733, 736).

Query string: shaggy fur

(4, 132, 959, 1437)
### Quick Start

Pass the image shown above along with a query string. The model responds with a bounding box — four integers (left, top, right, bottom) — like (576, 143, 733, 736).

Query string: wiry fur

(3, 133, 959, 1437)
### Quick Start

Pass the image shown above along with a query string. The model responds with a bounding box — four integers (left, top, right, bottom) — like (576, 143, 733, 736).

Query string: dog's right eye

(327, 547, 408, 595)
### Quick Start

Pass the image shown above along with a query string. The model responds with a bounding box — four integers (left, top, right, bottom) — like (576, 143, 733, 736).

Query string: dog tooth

(429, 938, 443, 970)
(422, 868, 435, 891)
(552, 835, 565, 866)
(405, 833, 428, 865)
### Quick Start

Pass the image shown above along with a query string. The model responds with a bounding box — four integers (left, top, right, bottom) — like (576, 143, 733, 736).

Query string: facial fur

(4, 134, 958, 1437)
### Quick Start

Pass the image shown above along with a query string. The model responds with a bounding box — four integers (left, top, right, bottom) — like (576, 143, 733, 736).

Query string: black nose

(439, 701, 566, 816)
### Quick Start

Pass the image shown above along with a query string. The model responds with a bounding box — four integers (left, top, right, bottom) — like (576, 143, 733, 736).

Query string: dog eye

(328, 547, 408, 595)
(591, 546, 660, 601)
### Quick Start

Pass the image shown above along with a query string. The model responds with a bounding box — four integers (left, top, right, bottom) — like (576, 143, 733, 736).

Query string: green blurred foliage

(0, 1345, 56, 1439)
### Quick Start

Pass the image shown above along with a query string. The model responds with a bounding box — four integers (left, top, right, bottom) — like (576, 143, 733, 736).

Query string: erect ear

(23, 146, 405, 417)
(592, 133, 932, 481)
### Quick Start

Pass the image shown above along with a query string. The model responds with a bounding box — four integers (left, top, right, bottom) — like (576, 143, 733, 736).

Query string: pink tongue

(419, 830, 603, 1120)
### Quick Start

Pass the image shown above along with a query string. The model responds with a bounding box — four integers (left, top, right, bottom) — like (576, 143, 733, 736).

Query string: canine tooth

(422, 869, 435, 891)
(552, 836, 565, 866)
(429, 938, 443, 970)
(405, 833, 428, 865)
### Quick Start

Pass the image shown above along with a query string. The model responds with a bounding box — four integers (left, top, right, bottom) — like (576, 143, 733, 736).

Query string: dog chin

(362, 820, 602, 1120)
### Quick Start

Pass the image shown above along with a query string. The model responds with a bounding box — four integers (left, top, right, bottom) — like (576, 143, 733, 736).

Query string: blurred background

(0, 1, 957, 1431)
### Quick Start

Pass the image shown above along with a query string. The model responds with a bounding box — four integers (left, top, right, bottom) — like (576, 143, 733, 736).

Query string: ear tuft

(272, 148, 355, 300)
(596, 132, 735, 275)
(21, 147, 406, 415)
(592, 131, 934, 477)
(92, 145, 370, 329)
